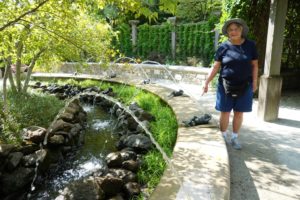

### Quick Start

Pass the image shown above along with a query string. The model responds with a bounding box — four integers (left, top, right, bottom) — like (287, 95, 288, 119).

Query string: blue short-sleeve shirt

(214, 39, 258, 84)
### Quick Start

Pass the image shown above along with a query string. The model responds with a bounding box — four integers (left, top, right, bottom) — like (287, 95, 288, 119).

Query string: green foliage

(0, 0, 116, 95)
(137, 150, 166, 189)
(115, 24, 133, 57)
(134, 92, 178, 156)
(176, 19, 216, 66)
(0, 91, 64, 144)
(86, 0, 178, 25)
(135, 23, 172, 60)
(116, 15, 217, 66)
(176, 0, 221, 23)
(281, 0, 300, 71)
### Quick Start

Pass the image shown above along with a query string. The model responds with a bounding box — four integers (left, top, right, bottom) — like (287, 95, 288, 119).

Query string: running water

(29, 104, 119, 199)
(93, 93, 194, 200)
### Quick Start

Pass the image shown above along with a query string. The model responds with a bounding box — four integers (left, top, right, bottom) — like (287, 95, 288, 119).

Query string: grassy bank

(1, 78, 178, 197)
(57, 79, 178, 193)
(0, 91, 65, 144)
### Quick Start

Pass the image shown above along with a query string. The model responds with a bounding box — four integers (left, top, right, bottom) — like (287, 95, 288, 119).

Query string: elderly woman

(202, 18, 259, 150)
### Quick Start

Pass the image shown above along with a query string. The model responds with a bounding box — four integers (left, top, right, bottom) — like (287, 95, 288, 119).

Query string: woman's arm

(202, 61, 221, 95)
(251, 59, 259, 92)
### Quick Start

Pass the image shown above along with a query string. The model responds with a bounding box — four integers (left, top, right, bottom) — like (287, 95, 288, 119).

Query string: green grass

(31, 78, 178, 197)
(0, 91, 65, 144)
(137, 150, 166, 187)
(134, 92, 177, 156)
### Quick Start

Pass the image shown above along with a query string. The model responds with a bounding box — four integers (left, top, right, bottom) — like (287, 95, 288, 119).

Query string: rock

(105, 152, 123, 168)
(107, 169, 137, 183)
(49, 119, 74, 133)
(68, 100, 82, 113)
(0, 144, 15, 158)
(124, 182, 141, 198)
(56, 178, 105, 200)
(127, 117, 138, 131)
(55, 93, 67, 100)
(139, 111, 155, 122)
(1, 167, 35, 195)
(54, 131, 72, 139)
(61, 146, 73, 155)
(107, 194, 125, 200)
(120, 150, 137, 161)
(22, 126, 47, 144)
(16, 144, 40, 155)
(6, 152, 24, 171)
(122, 134, 153, 152)
(22, 152, 38, 167)
(64, 106, 78, 116)
(48, 135, 65, 146)
(35, 148, 57, 174)
(136, 121, 150, 132)
(49, 85, 64, 93)
(76, 112, 87, 124)
(122, 160, 139, 172)
(102, 87, 113, 95)
(59, 112, 74, 122)
(96, 176, 124, 197)
(70, 123, 83, 137)
(83, 86, 100, 93)
(115, 108, 124, 117)
(128, 102, 141, 111)
(93, 95, 103, 105)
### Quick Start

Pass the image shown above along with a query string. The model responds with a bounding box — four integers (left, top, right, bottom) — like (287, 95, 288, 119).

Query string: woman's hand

(252, 80, 258, 93)
(202, 61, 221, 96)
(202, 84, 209, 96)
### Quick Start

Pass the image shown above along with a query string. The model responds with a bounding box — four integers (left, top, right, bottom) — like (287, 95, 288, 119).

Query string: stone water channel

(0, 83, 156, 200)
(30, 104, 119, 199)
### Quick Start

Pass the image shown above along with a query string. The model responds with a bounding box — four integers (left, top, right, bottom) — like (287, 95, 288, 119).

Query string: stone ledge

(31, 73, 230, 200)
(139, 84, 229, 200)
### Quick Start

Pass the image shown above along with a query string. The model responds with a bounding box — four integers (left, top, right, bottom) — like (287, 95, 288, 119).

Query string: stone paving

(158, 81, 300, 200)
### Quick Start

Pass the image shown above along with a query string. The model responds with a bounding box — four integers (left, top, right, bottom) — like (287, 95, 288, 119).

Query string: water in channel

(30, 104, 119, 199)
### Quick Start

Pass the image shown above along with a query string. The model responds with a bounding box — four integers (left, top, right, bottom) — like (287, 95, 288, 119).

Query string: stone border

(31, 73, 230, 200)
(52, 62, 210, 85)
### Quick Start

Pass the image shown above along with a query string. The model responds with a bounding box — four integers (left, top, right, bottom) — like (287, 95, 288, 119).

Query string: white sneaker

(231, 137, 242, 150)
(222, 134, 229, 144)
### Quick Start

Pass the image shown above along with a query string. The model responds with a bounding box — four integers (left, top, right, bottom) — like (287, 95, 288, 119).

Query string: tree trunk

(22, 48, 46, 93)
(15, 41, 23, 92)
(2, 57, 13, 112)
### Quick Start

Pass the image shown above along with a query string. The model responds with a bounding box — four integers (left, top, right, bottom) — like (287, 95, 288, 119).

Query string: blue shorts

(215, 82, 253, 112)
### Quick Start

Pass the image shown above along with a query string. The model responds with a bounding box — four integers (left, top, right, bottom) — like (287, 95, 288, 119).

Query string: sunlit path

(158, 80, 300, 200)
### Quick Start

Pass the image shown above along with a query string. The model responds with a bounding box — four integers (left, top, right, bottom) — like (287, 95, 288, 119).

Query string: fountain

(30, 61, 200, 199)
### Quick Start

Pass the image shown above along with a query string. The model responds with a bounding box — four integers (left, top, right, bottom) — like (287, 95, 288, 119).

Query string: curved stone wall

(31, 73, 230, 200)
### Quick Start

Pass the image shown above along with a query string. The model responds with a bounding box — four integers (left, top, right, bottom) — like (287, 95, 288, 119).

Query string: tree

(0, 0, 114, 110)
(176, 0, 221, 23)
(0, 0, 179, 100)
(0, 0, 50, 31)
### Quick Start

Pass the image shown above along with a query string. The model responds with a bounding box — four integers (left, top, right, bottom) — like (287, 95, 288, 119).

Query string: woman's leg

(233, 111, 243, 133)
(220, 112, 231, 132)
